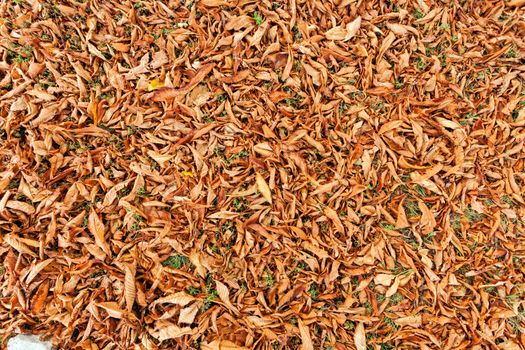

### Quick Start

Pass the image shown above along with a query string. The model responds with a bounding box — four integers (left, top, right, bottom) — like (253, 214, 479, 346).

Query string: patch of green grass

(13, 0, 25, 5)
(203, 288, 219, 311)
(394, 79, 403, 89)
(7, 179, 19, 189)
(126, 125, 140, 136)
(464, 207, 485, 223)
(292, 25, 302, 41)
(264, 268, 274, 287)
(502, 195, 515, 207)
(483, 199, 495, 207)
(232, 197, 245, 212)
(439, 23, 450, 32)
(343, 320, 354, 330)
(507, 316, 523, 334)
(414, 185, 426, 197)
(89, 270, 106, 278)
(501, 215, 509, 233)
(308, 283, 319, 301)
(133, 213, 145, 222)
(294, 60, 302, 72)
(404, 200, 421, 218)
(117, 188, 130, 198)
(227, 149, 250, 164)
(440, 54, 447, 67)
(380, 222, 396, 231)
(284, 95, 304, 107)
(460, 111, 478, 125)
(422, 231, 435, 243)
(505, 46, 519, 58)
(483, 285, 496, 296)
(253, 11, 263, 26)
(162, 254, 189, 269)
(415, 57, 427, 71)
(451, 34, 458, 43)
(384, 316, 399, 331)
(390, 292, 404, 304)
(450, 212, 461, 232)
(506, 291, 523, 302)
(364, 301, 373, 314)
(137, 186, 147, 197)
(187, 286, 200, 296)
(289, 317, 298, 326)
(413, 9, 424, 19)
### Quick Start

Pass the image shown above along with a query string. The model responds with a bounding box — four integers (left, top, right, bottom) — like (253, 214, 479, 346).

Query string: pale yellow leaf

(200, 0, 229, 6)
(153, 292, 195, 307)
(354, 322, 367, 350)
(97, 302, 125, 319)
(150, 321, 193, 341)
(386, 22, 408, 35)
(25, 259, 54, 284)
(373, 274, 395, 287)
(345, 16, 361, 41)
(178, 303, 199, 325)
(201, 340, 249, 350)
(325, 26, 347, 41)
(6, 200, 35, 215)
(394, 315, 422, 327)
(385, 276, 401, 298)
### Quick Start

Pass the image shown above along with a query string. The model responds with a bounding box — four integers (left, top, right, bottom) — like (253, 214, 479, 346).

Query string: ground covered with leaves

(1, 0, 525, 349)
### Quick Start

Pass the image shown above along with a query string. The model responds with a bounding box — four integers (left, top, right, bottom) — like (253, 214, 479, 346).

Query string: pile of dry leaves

(1, 0, 525, 349)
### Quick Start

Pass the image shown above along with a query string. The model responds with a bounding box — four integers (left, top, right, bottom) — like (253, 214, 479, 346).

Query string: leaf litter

(0, 0, 525, 349)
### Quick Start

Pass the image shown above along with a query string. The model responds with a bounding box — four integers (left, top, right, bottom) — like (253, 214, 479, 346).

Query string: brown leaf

(151, 63, 215, 101)
(88, 209, 110, 256)
(97, 302, 126, 319)
(298, 319, 314, 350)
(256, 172, 272, 204)
(215, 280, 239, 315)
(31, 280, 49, 314)
(3, 235, 37, 257)
(124, 265, 135, 312)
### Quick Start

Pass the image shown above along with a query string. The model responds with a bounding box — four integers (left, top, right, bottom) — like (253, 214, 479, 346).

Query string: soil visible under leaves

(1, 0, 525, 349)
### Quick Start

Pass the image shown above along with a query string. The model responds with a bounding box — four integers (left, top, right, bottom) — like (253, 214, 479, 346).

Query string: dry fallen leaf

(88, 209, 110, 256)
(354, 322, 367, 350)
(1, 0, 524, 349)
(256, 172, 272, 204)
